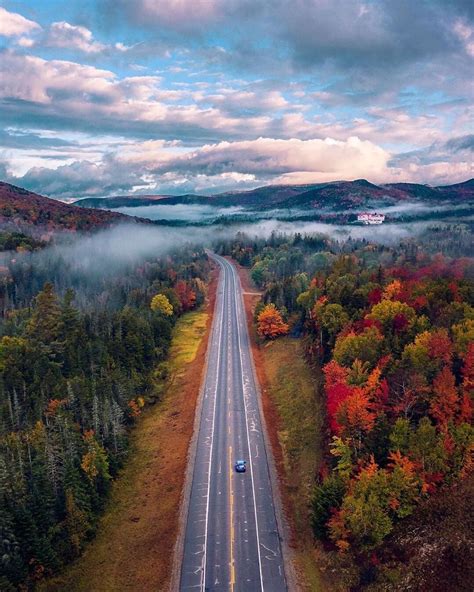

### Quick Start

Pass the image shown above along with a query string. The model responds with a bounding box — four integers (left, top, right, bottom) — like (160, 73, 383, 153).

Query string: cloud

(0, 51, 293, 143)
(13, 19, 132, 55)
(105, 0, 256, 33)
(43, 22, 106, 54)
(0, 51, 116, 104)
(0, 2, 472, 198)
(453, 18, 474, 57)
(104, 0, 473, 74)
(388, 135, 474, 184)
(17, 157, 144, 198)
(9, 136, 390, 197)
(156, 136, 390, 181)
(7, 131, 472, 200)
(0, 7, 41, 37)
(446, 134, 474, 152)
(125, 0, 223, 27)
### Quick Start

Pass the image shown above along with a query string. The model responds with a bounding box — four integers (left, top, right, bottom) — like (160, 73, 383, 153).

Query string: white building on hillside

(357, 212, 385, 225)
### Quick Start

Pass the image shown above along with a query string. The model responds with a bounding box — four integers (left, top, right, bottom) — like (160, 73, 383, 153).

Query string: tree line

(0, 241, 209, 590)
(217, 230, 473, 586)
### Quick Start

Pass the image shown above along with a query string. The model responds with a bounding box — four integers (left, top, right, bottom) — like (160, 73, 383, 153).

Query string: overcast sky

(0, 0, 473, 199)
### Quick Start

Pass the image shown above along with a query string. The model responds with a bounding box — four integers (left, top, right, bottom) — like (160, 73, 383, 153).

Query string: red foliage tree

(458, 394, 473, 424)
(367, 287, 383, 306)
(458, 341, 474, 426)
(327, 382, 353, 434)
(393, 313, 409, 333)
(323, 360, 350, 389)
(175, 280, 197, 311)
(428, 329, 453, 366)
(337, 388, 376, 445)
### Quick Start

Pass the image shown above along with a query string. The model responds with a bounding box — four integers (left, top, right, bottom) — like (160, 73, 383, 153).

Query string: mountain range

(73, 178, 474, 211)
(1, 178, 473, 236)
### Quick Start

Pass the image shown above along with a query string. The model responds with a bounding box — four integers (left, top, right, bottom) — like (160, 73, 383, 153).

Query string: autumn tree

(313, 301, 349, 346)
(333, 327, 383, 368)
(430, 366, 459, 429)
(459, 346, 474, 424)
(452, 318, 474, 355)
(336, 388, 376, 453)
(402, 329, 453, 379)
(368, 299, 416, 332)
(330, 457, 393, 551)
(257, 304, 289, 340)
(175, 280, 197, 312)
(150, 293, 174, 316)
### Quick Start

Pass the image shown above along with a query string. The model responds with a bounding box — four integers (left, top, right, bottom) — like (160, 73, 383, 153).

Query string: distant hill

(0, 182, 144, 235)
(73, 178, 474, 212)
(73, 194, 174, 209)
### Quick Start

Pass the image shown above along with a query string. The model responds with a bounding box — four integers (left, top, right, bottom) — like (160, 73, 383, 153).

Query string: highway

(180, 254, 287, 592)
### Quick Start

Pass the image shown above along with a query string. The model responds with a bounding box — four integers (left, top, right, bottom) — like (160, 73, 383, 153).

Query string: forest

(0, 233, 210, 590)
(217, 227, 474, 588)
(1, 219, 473, 590)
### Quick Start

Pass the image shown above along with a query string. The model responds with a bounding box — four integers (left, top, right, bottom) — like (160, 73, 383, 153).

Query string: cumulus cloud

(17, 157, 144, 198)
(13, 18, 132, 55)
(43, 22, 106, 53)
(0, 7, 41, 37)
(156, 136, 390, 181)
(388, 135, 474, 185)
(7, 131, 472, 199)
(0, 51, 116, 104)
(10, 136, 392, 197)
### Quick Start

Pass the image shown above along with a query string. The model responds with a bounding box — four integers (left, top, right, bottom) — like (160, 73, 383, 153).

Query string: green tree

(64, 489, 90, 557)
(26, 283, 62, 345)
(311, 475, 345, 539)
(333, 327, 383, 368)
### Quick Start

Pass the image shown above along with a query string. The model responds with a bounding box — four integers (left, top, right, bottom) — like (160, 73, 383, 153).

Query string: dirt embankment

(41, 267, 218, 592)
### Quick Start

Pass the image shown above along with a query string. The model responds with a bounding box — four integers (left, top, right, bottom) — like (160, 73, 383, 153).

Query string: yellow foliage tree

(150, 293, 174, 316)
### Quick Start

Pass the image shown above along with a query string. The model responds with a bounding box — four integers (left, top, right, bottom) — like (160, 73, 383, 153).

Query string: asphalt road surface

(180, 254, 287, 592)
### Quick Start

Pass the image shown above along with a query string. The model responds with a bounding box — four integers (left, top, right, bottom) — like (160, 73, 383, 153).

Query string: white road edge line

(224, 255, 265, 592)
(202, 257, 226, 591)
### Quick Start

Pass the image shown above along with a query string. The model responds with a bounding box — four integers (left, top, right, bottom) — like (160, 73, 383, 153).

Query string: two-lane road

(180, 254, 287, 591)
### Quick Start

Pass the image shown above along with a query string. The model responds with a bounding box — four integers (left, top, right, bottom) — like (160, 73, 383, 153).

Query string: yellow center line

(229, 445, 235, 590)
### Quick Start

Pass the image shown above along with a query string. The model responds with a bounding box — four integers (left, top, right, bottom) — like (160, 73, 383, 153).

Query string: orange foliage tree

(257, 303, 289, 340)
(430, 366, 459, 429)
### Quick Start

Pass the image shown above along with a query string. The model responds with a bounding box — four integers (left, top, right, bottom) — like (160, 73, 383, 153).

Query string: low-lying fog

(114, 204, 246, 222)
(40, 218, 439, 278)
(5, 217, 470, 309)
(111, 200, 473, 224)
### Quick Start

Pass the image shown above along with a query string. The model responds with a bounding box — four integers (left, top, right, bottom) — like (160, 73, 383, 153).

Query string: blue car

(235, 460, 247, 473)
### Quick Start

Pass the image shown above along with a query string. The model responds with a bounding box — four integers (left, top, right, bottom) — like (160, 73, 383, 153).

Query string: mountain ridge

(0, 181, 147, 235)
(72, 178, 474, 211)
